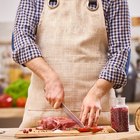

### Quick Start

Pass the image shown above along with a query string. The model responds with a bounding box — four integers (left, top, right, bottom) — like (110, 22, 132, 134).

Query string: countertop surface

(0, 126, 140, 140)
(0, 102, 139, 118)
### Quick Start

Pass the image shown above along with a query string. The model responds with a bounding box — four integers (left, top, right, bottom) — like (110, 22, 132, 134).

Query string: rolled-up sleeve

(12, 0, 44, 65)
(99, 0, 131, 89)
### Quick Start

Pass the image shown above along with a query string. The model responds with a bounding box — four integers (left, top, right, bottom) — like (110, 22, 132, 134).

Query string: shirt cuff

(12, 44, 42, 65)
(99, 66, 127, 89)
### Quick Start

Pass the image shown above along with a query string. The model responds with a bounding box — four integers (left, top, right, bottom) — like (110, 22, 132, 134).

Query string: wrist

(92, 79, 113, 99)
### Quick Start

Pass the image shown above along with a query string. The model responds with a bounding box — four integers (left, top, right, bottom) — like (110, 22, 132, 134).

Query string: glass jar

(111, 97, 129, 132)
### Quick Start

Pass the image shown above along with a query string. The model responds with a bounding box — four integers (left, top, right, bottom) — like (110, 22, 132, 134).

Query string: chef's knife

(61, 103, 85, 128)
(28, 104, 85, 128)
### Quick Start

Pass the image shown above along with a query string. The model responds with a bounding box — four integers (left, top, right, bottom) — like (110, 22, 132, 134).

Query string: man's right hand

(25, 57, 64, 109)
(44, 71, 64, 109)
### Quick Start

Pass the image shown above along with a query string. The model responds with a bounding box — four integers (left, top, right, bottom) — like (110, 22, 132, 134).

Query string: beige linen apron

(20, 0, 116, 128)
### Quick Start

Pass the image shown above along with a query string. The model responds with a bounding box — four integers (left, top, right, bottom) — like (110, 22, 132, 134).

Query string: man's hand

(80, 79, 113, 127)
(25, 57, 64, 109)
(80, 90, 102, 127)
(44, 71, 64, 109)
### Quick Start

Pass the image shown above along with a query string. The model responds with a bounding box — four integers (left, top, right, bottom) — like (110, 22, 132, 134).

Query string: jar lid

(135, 107, 140, 130)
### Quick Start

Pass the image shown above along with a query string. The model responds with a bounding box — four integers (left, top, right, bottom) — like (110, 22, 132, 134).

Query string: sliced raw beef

(36, 117, 78, 130)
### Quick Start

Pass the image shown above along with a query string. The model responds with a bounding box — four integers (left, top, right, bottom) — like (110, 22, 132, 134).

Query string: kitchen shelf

(0, 108, 24, 118)
(0, 40, 11, 45)
(132, 17, 140, 26)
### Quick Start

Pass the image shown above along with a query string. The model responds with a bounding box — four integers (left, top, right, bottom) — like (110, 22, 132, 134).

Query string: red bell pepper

(91, 126, 103, 133)
(77, 127, 91, 132)
(77, 126, 103, 133)
(0, 94, 13, 108)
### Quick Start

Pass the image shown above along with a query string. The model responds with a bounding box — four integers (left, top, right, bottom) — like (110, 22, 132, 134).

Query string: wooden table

(0, 103, 140, 139)
(0, 126, 140, 140)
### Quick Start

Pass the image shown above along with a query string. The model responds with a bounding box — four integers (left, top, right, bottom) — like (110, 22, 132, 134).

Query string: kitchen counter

(0, 126, 140, 140)
(0, 103, 140, 128)
(0, 108, 24, 118)
(0, 102, 139, 118)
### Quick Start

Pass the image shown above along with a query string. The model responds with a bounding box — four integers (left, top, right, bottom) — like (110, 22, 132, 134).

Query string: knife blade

(61, 103, 85, 128)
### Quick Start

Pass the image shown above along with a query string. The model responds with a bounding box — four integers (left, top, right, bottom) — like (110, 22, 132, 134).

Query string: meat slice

(36, 117, 77, 130)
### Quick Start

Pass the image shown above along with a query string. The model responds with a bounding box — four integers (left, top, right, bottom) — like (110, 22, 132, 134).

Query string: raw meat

(36, 117, 78, 130)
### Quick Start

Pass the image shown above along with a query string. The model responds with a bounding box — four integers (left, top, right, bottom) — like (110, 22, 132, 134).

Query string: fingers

(94, 109, 100, 124)
(50, 99, 55, 107)
(81, 106, 90, 125)
(54, 100, 62, 109)
(44, 92, 52, 104)
(46, 95, 62, 109)
(43, 79, 64, 109)
(80, 106, 101, 127)
(80, 105, 84, 120)
(44, 90, 63, 109)
(88, 108, 95, 126)
(44, 91, 55, 107)
(88, 108, 101, 126)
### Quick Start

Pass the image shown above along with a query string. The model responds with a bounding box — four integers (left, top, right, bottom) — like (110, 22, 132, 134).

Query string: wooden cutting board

(135, 106, 140, 131)
(15, 126, 116, 138)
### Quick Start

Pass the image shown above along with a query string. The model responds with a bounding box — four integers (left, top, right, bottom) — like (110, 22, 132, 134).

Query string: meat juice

(111, 97, 129, 132)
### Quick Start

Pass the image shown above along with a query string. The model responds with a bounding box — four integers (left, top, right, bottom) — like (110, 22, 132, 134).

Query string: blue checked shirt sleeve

(12, 0, 44, 65)
(99, 0, 131, 89)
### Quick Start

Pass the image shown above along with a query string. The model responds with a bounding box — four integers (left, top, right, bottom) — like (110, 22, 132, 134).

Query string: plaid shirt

(12, 0, 131, 89)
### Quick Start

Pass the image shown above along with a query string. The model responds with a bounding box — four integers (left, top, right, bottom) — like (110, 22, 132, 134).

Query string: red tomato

(0, 94, 13, 108)
(16, 97, 26, 107)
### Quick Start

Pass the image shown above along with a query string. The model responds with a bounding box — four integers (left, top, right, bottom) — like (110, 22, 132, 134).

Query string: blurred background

(0, 0, 140, 128)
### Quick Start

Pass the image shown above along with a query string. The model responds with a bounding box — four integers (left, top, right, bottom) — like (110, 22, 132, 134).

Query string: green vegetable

(4, 79, 30, 106)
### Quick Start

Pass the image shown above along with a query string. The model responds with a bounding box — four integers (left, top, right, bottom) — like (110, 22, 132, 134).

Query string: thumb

(53, 100, 62, 109)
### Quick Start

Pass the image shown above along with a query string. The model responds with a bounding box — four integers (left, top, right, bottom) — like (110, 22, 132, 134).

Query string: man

(12, 0, 131, 128)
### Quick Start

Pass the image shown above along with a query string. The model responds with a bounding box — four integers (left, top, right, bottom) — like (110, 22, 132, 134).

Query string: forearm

(25, 57, 64, 109)
(12, 0, 43, 65)
(25, 57, 54, 83)
(90, 79, 113, 99)
(99, 0, 131, 89)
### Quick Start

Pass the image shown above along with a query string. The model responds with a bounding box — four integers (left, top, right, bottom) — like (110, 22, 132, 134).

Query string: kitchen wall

(0, 0, 20, 22)
(128, 1, 140, 68)
(0, 0, 20, 41)
(128, 0, 140, 17)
